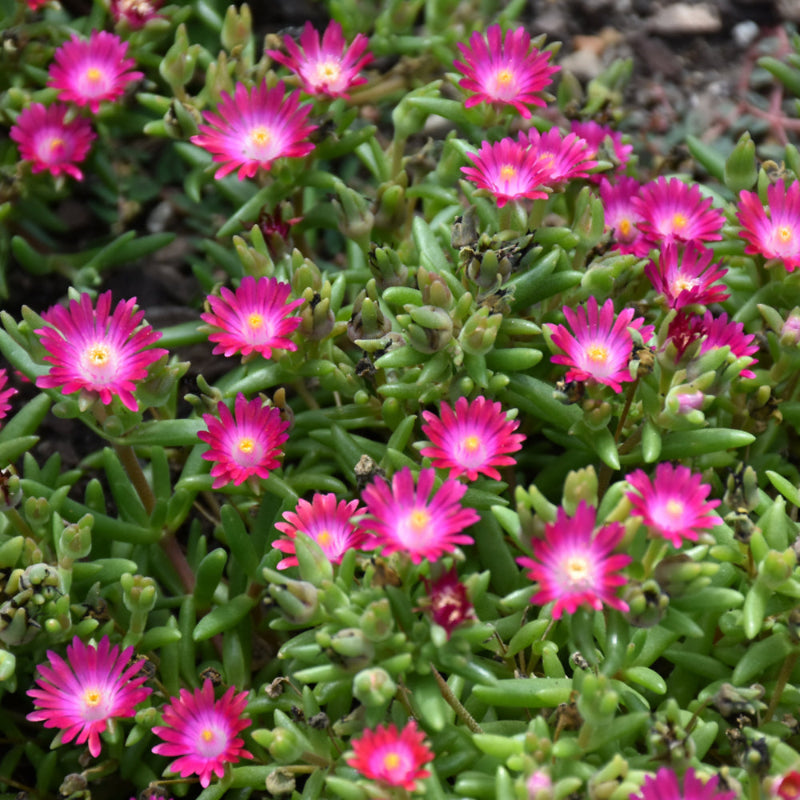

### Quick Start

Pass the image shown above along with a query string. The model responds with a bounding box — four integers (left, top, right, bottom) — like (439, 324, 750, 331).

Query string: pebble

(647, 2, 722, 34)
(732, 20, 760, 48)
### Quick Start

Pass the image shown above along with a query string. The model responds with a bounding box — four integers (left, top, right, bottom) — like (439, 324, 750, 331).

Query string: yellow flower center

(238, 437, 256, 454)
(86, 67, 103, 83)
(778, 225, 793, 244)
(463, 435, 480, 452)
(201, 729, 214, 742)
(500, 164, 516, 181)
(618, 218, 632, 237)
(247, 313, 263, 329)
(565, 556, 590, 583)
(495, 68, 514, 85)
(249, 126, 272, 147)
(315, 60, 341, 81)
(672, 213, 687, 229)
(84, 688, 102, 707)
(666, 499, 684, 517)
(586, 344, 609, 363)
(383, 752, 401, 769)
(409, 510, 431, 532)
(49, 137, 65, 152)
(87, 343, 111, 366)
(317, 530, 332, 547)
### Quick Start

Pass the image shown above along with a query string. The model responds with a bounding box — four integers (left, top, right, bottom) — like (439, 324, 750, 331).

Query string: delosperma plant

(6, 1, 800, 799)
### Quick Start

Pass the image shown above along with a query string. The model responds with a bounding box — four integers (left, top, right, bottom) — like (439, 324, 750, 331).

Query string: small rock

(647, 2, 722, 34)
(560, 48, 604, 80)
(777, 0, 800, 22)
(732, 19, 760, 47)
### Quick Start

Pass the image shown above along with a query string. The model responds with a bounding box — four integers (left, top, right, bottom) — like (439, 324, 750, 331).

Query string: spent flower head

(421, 566, 476, 638)
(267, 20, 372, 98)
(454, 24, 559, 118)
(48, 30, 143, 113)
(35, 291, 167, 412)
(516, 501, 631, 619)
(10, 103, 96, 181)
(27, 635, 152, 758)
(152, 679, 253, 788)
(191, 81, 316, 180)
(110, 0, 163, 28)
(737, 178, 800, 271)
(201, 276, 304, 360)
(420, 395, 525, 481)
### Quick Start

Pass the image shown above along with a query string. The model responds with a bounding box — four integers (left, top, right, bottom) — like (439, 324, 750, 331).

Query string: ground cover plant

(4, 1, 800, 799)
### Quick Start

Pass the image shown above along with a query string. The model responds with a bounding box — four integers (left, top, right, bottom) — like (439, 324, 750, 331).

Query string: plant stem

(764, 650, 799, 723)
(429, 663, 484, 734)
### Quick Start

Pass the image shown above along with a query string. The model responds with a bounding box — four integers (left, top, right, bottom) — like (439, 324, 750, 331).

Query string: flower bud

(121, 573, 157, 613)
(221, 2, 252, 53)
(780, 307, 800, 347)
(328, 628, 374, 669)
(353, 667, 397, 708)
(159, 24, 202, 94)
(298, 289, 335, 341)
(459, 307, 501, 356)
(268, 578, 320, 625)
(368, 245, 408, 289)
(360, 598, 394, 642)
(725, 131, 757, 193)
(417, 266, 453, 309)
(623, 579, 669, 628)
(58, 516, 92, 565)
(759, 548, 796, 589)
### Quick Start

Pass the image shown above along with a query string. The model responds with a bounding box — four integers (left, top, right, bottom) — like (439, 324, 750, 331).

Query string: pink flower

(27, 636, 152, 758)
(546, 296, 654, 392)
(190, 81, 316, 180)
(773, 771, 800, 799)
(361, 467, 479, 563)
(201, 276, 304, 359)
(522, 128, 597, 186)
(267, 20, 372, 98)
(26, 0, 50, 9)
(625, 463, 722, 548)
(110, 0, 163, 28)
(599, 177, 649, 256)
(462, 137, 550, 208)
(152, 679, 253, 788)
(35, 291, 167, 412)
(696, 311, 759, 379)
(48, 30, 143, 113)
(570, 120, 633, 176)
(516, 501, 631, 619)
(347, 720, 434, 791)
(420, 395, 525, 481)
(634, 176, 725, 247)
(644, 241, 729, 309)
(274, 493, 368, 569)
(0, 369, 17, 424)
(454, 24, 559, 118)
(630, 767, 735, 800)
(10, 103, 95, 181)
(737, 178, 800, 271)
(199, 393, 290, 489)
(421, 566, 476, 638)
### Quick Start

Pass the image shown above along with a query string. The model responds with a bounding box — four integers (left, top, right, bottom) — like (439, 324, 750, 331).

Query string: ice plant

(462, 137, 550, 208)
(645, 242, 729, 309)
(274, 493, 368, 569)
(773, 771, 800, 799)
(346, 720, 434, 791)
(266, 20, 372, 98)
(152, 680, 253, 788)
(546, 296, 654, 392)
(516, 501, 631, 619)
(696, 311, 759, 379)
(35, 291, 167, 412)
(570, 120, 633, 175)
(10, 102, 95, 181)
(361, 467, 480, 563)
(599, 176, 649, 256)
(625, 463, 722, 548)
(737, 178, 800, 271)
(190, 81, 316, 180)
(110, 0, 163, 28)
(634, 176, 725, 246)
(453, 24, 559, 118)
(0, 369, 17, 425)
(48, 30, 143, 113)
(198, 393, 290, 489)
(421, 566, 476, 638)
(201, 276, 304, 360)
(420, 395, 525, 481)
(27, 635, 151, 758)
(630, 767, 736, 800)
(522, 127, 597, 186)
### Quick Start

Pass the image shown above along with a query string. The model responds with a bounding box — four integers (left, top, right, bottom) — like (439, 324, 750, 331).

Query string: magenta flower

(625, 463, 722, 548)
(454, 24, 559, 118)
(10, 103, 95, 181)
(546, 296, 654, 392)
(199, 393, 290, 489)
(645, 241, 729, 309)
(598, 177, 649, 256)
(48, 30, 143, 113)
(190, 81, 316, 180)
(462, 137, 550, 208)
(274, 493, 368, 569)
(420, 395, 525, 481)
(35, 291, 167, 412)
(522, 128, 598, 186)
(570, 120, 633, 176)
(201, 276, 304, 360)
(773, 771, 800, 800)
(0, 369, 17, 425)
(634, 176, 725, 247)
(630, 767, 735, 800)
(516, 501, 631, 619)
(152, 679, 253, 788)
(110, 0, 163, 28)
(267, 20, 372, 98)
(26, 0, 50, 8)
(696, 311, 758, 379)
(737, 178, 800, 271)
(421, 566, 476, 638)
(347, 720, 434, 792)
(27, 636, 152, 758)
(361, 467, 479, 563)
